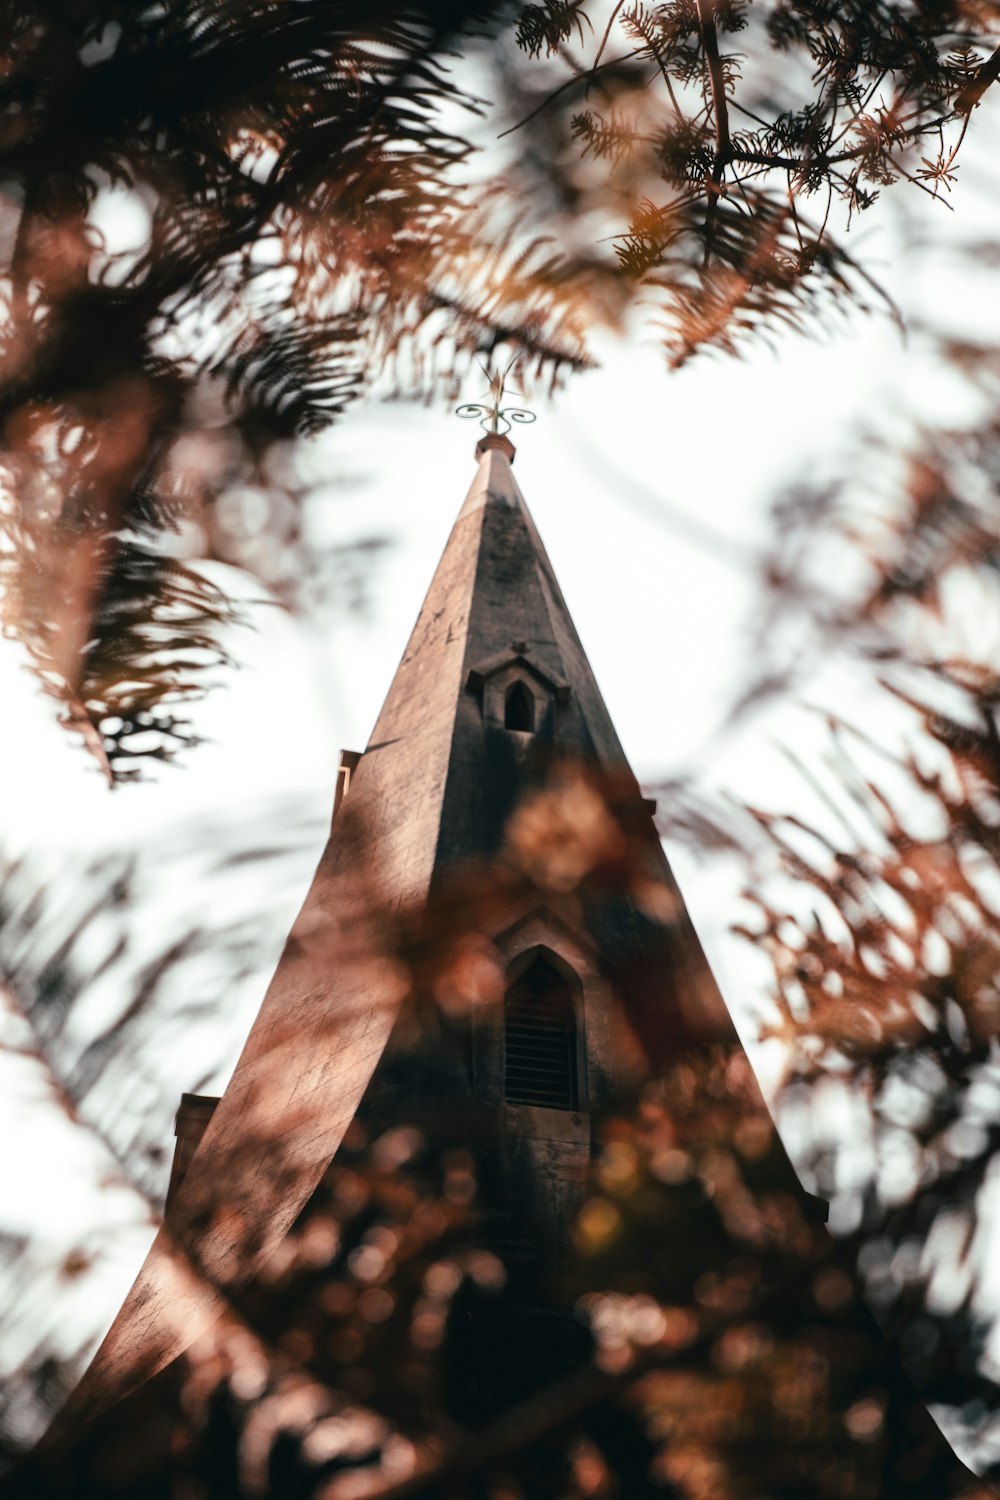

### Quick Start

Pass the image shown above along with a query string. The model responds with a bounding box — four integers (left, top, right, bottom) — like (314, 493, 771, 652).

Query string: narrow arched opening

(504, 955, 579, 1110)
(504, 679, 535, 733)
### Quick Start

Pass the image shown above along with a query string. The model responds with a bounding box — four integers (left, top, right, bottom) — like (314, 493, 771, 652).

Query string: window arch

(504, 679, 535, 733)
(504, 955, 579, 1110)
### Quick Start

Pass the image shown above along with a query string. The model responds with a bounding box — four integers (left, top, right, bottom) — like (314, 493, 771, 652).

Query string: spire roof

(58, 431, 738, 1426)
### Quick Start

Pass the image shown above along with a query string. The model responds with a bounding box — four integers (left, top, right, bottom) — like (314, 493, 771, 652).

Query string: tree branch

(955, 42, 1000, 113)
(497, 47, 645, 138)
(696, 0, 732, 266)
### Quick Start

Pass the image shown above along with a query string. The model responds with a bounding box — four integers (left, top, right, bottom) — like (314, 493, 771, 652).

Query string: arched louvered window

(504, 956, 579, 1110)
(504, 679, 535, 733)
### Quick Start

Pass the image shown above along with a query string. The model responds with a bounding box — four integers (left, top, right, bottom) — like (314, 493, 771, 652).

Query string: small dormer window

(466, 646, 570, 735)
(504, 679, 535, 733)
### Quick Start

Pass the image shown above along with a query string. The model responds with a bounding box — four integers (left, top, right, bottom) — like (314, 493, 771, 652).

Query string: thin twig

(939, 107, 972, 176)
(828, 69, 887, 151)
(695, 0, 732, 267)
(498, 48, 644, 139)
(593, 0, 626, 69)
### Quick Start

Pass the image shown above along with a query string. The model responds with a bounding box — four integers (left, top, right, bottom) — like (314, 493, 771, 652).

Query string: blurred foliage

(652, 291, 1000, 1471)
(498, 0, 1000, 360)
(1, 535, 241, 780)
(6, 1026, 993, 1498)
(2, 761, 999, 1496)
(0, 0, 589, 776)
(0, 797, 329, 1191)
(0, 801, 333, 1458)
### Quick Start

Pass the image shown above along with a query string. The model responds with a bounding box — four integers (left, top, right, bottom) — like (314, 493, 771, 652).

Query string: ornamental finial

(455, 357, 536, 438)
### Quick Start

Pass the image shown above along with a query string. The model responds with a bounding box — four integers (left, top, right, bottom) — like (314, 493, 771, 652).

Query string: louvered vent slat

(504, 957, 579, 1111)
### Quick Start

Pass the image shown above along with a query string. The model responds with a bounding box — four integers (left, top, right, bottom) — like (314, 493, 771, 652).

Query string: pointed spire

(55, 428, 737, 1426)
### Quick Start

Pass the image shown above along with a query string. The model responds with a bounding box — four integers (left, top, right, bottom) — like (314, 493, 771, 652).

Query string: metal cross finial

(456, 357, 536, 438)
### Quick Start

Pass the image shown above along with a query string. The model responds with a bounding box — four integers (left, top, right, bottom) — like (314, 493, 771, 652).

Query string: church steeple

(361, 429, 640, 881)
(29, 429, 985, 1500)
(56, 428, 739, 1423)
